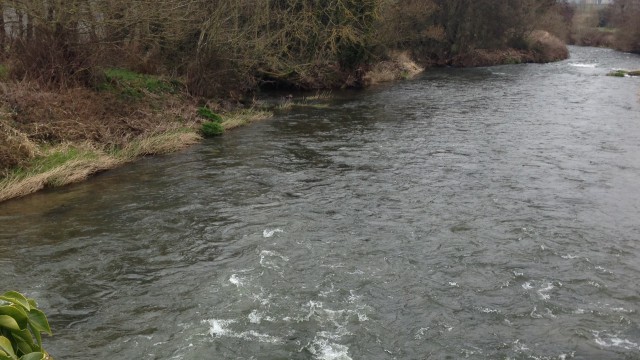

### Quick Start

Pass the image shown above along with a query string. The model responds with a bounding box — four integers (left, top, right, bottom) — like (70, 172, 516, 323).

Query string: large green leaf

(24, 301, 36, 311)
(11, 329, 36, 355)
(26, 310, 51, 335)
(13, 337, 32, 356)
(0, 354, 15, 360)
(0, 316, 20, 331)
(0, 336, 16, 360)
(9, 330, 36, 352)
(0, 293, 30, 312)
(27, 330, 40, 352)
(19, 353, 45, 360)
(0, 307, 28, 329)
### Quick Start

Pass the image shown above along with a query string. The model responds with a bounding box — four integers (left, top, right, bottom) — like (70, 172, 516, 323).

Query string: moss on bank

(606, 70, 640, 77)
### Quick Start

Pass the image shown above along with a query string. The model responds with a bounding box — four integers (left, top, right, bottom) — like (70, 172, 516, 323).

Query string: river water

(1, 46, 640, 359)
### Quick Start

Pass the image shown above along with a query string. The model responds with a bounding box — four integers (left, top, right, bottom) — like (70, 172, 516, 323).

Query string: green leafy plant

(197, 107, 223, 123)
(0, 291, 52, 360)
(198, 107, 224, 137)
(606, 70, 627, 77)
(201, 121, 224, 137)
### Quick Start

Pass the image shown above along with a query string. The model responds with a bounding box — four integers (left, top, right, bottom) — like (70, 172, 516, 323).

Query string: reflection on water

(1, 46, 640, 359)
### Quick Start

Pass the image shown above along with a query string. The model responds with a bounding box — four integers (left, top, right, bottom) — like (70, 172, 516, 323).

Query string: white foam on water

(319, 284, 336, 298)
(356, 312, 368, 322)
(522, 281, 534, 290)
(561, 254, 578, 259)
(258, 250, 290, 276)
(259, 250, 289, 268)
(414, 327, 430, 340)
(481, 307, 499, 314)
(448, 282, 459, 287)
(570, 63, 597, 68)
(512, 339, 530, 352)
(544, 308, 557, 319)
(537, 283, 554, 300)
(229, 274, 243, 287)
(206, 319, 236, 337)
(588, 281, 601, 288)
(308, 338, 352, 360)
(204, 318, 282, 344)
(263, 228, 284, 238)
(248, 310, 262, 324)
(346, 269, 365, 275)
(530, 306, 543, 319)
(347, 290, 360, 303)
(250, 289, 273, 306)
(609, 307, 634, 313)
(592, 331, 640, 350)
(317, 326, 351, 341)
(513, 271, 524, 277)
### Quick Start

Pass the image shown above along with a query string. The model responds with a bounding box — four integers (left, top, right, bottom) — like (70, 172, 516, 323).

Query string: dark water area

(1, 46, 640, 359)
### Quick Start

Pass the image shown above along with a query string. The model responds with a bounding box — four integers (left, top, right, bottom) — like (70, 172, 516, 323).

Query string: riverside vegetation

(0, 0, 607, 202)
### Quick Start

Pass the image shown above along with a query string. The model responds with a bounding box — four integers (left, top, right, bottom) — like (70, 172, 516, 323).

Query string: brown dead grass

(0, 154, 117, 202)
(0, 130, 201, 203)
(3, 83, 200, 146)
(0, 119, 38, 173)
(222, 109, 274, 130)
(0, 79, 206, 202)
(527, 30, 570, 62)
(118, 131, 202, 160)
(452, 31, 568, 67)
(364, 52, 424, 85)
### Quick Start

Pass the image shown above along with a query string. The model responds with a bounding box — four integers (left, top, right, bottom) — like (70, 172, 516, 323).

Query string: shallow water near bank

(1, 46, 640, 359)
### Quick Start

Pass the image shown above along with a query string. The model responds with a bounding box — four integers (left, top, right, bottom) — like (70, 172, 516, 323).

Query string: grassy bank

(0, 69, 278, 203)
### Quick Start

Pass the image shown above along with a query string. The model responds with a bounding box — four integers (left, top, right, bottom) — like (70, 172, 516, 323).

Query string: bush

(201, 122, 224, 137)
(0, 291, 52, 360)
(197, 107, 223, 122)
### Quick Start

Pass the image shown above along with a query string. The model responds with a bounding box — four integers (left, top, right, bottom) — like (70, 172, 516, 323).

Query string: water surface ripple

(1, 46, 640, 359)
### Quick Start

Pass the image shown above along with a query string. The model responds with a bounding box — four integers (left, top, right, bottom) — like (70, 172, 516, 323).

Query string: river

(1, 46, 640, 359)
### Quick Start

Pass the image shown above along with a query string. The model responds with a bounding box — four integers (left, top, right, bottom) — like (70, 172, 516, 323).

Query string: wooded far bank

(1, 0, 638, 202)
(0, 0, 573, 93)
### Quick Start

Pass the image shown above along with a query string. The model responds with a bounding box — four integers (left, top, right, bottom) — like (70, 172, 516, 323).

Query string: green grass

(99, 68, 181, 98)
(607, 70, 627, 77)
(0, 64, 8, 81)
(7, 147, 98, 179)
(606, 69, 640, 77)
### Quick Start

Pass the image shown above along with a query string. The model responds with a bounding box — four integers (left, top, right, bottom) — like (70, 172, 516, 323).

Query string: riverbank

(0, 32, 568, 203)
(0, 77, 273, 203)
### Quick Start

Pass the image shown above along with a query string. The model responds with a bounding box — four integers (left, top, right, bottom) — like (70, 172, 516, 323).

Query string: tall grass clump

(198, 107, 224, 137)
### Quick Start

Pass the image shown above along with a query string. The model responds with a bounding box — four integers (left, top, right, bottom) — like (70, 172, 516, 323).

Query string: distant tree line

(0, 0, 574, 95)
(609, 0, 640, 52)
(554, 0, 640, 52)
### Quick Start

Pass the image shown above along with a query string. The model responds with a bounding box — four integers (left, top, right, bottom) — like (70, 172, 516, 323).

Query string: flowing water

(1, 46, 640, 359)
